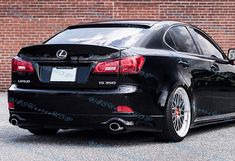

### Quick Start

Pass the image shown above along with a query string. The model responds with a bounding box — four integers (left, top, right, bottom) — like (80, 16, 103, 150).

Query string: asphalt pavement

(0, 92, 234, 161)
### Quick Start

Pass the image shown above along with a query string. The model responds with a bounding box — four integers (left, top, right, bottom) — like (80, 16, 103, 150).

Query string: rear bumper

(9, 113, 164, 132)
(8, 84, 164, 132)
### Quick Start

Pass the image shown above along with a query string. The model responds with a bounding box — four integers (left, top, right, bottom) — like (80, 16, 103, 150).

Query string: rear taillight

(12, 57, 34, 73)
(93, 55, 145, 74)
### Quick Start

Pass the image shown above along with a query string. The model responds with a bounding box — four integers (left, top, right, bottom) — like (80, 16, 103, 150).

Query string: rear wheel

(159, 87, 191, 142)
(28, 128, 59, 135)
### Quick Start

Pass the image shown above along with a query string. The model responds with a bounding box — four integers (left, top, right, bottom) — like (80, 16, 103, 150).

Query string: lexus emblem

(56, 49, 68, 59)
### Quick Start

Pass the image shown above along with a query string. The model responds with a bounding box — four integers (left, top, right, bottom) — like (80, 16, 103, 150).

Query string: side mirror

(228, 49, 235, 61)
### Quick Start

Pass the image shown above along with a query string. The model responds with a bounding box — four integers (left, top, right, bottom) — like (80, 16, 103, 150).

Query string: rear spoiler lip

(19, 44, 127, 53)
(17, 44, 129, 61)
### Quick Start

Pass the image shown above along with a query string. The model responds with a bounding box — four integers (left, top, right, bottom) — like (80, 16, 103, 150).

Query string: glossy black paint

(8, 20, 235, 132)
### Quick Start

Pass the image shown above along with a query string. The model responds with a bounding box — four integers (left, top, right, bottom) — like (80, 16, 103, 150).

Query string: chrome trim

(162, 23, 186, 52)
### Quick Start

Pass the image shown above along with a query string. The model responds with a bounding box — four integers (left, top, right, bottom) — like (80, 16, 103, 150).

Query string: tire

(159, 87, 191, 142)
(28, 128, 59, 135)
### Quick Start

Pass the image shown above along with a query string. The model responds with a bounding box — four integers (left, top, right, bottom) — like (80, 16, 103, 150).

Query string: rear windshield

(45, 27, 147, 48)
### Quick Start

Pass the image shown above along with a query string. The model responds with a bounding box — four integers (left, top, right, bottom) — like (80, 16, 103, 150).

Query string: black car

(8, 20, 235, 142)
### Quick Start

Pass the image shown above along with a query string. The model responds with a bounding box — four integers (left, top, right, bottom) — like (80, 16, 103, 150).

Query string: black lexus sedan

(8, 20, 235, 142)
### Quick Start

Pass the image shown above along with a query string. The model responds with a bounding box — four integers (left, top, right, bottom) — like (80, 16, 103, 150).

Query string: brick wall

(0, 0, 235, 91)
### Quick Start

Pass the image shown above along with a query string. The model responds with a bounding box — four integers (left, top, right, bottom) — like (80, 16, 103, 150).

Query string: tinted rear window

(45, 27, 147, 48)
(167, 26, 198, 54)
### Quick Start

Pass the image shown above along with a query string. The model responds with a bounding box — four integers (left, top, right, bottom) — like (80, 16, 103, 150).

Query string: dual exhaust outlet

(10, 116, 131, 133)
(10, 114, 24, 126)
(10, 118, 19, 126)
(109, 122, 124, 132)
(105, 118, 133, 132)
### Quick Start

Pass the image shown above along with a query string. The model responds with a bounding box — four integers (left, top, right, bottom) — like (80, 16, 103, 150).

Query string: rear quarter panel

(121, 48, 184, 110)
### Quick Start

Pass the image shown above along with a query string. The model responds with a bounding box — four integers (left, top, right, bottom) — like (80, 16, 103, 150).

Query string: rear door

(189, 27, 235, 115)
(165, 25, 213, 118)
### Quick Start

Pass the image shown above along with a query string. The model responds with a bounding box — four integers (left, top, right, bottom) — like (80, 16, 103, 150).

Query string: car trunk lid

(15, 44, 122, 89)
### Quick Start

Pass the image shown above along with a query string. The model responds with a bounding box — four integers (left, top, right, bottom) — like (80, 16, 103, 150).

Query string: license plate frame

(50, 67, 77, 82)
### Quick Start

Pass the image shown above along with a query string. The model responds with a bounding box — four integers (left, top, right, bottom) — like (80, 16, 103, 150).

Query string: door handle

(211, 64, 219, 73)
(178, 60, 189, 69)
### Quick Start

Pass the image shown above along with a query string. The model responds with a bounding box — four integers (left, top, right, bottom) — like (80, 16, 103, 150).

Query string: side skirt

(190, 112, 235, 128)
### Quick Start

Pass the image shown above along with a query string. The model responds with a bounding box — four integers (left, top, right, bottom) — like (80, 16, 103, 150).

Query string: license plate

(50, 67, 77, 82)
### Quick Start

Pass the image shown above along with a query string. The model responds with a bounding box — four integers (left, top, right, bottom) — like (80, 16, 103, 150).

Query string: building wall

(0, 0, 235, 91)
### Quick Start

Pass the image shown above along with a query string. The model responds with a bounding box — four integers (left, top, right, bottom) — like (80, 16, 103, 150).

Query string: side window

(166, 26, 199, 54)
(165, 32, 176, 49)
(189, 28, 224, 59)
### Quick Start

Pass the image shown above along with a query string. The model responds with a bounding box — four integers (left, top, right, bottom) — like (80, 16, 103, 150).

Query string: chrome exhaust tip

(10, 118, 18, 126)
(109, 122, 124, 132)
